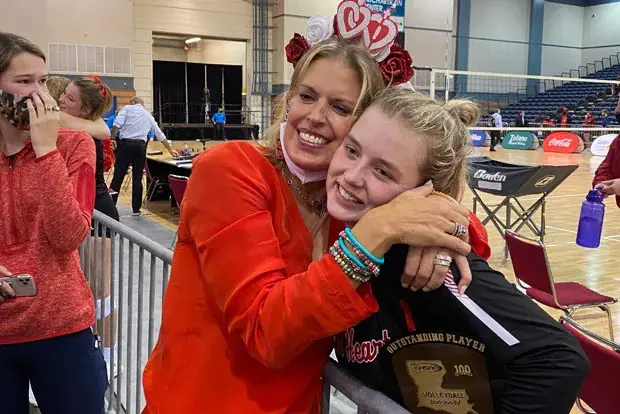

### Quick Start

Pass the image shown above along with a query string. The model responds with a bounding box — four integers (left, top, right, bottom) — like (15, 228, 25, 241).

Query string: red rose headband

(88, 75, 108, 99)
(285, 0, 414, 86)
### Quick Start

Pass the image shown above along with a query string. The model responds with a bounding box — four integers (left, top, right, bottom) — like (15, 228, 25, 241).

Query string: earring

(284, 103, 290, 123)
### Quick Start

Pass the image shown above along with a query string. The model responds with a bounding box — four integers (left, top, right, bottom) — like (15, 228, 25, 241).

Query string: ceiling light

(185, 37, 201, 44)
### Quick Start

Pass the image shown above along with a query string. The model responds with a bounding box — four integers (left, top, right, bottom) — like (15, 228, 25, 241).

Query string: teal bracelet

(344, 228, 385, 265)
(339, 238, 368, 270)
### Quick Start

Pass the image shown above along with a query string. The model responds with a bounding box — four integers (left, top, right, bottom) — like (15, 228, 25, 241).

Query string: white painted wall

(405, 0, 455, 70)
(541, 2, 583, 76)
(468, 0, 529, 75)
(582, 3, 620, 65)
(0, 0, 133, 61)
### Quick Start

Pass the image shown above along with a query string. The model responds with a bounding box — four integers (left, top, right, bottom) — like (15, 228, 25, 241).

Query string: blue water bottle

(576, 189, 605, 248)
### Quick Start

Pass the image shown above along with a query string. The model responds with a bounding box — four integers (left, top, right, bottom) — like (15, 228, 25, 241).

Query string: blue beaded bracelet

(338, 238, 368, 270)
(344, 228, 385, 265)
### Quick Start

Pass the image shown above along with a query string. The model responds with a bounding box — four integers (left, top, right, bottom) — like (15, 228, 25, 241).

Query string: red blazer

(593, 135, 620, 208)
(0, 129, 96, 344)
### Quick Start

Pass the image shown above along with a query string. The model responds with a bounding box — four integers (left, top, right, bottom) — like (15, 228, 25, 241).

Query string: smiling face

(59, 82, 87, 118)
(326, 105, 427, 225)
(283, 58, 362, 172)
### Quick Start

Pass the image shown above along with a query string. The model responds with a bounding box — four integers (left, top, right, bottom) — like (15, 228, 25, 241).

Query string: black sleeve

(452, 255, 589, 414)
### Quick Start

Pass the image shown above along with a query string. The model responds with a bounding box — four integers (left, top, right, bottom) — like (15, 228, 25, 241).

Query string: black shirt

(335, 246, 588, 413)
(93, 137, 108, 196)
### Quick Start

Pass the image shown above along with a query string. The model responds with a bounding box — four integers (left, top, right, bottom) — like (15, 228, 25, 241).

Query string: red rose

(286, 33, 311, 67)
(377, 44, 414, 86)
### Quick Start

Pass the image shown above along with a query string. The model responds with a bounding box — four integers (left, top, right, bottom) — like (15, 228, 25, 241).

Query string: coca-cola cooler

(467, 157, 578, 260)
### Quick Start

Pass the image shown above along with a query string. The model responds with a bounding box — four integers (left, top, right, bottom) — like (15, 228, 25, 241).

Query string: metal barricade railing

(82, 210, 405, 414)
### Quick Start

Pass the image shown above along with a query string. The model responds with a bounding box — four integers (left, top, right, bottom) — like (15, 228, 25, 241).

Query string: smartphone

(0, 274, 37, 297)
(0, 89, 30, 130)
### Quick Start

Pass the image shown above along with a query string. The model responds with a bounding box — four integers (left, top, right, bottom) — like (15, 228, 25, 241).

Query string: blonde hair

(46, 76, 70, 102)
(262, 36, 385, 161)
(372, 89, 480, 201)
(72, 77, 113, 120)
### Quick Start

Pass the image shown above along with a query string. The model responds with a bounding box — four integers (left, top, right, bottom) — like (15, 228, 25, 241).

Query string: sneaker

(29, 383, 38, 407)
(132, 211, 141, 216)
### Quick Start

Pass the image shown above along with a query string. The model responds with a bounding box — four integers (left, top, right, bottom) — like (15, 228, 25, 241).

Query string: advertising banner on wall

(590, 134, 617, 157)
(365, 0, 406, 32)
(470, 130, 489, 147)
(543, 132, 584, 154)
(502, 131, 535, 150)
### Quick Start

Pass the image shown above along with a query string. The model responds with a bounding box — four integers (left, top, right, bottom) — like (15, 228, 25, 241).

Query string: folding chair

(561, 316, 620, 414)
(143, 160, 169, 210)
(168, 174, 189, 247)
(505, 230, 616, 341)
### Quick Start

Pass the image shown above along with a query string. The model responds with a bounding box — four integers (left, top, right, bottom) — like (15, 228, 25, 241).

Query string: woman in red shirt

(143, 7, 475, 413)
(0, 32, 106, 413)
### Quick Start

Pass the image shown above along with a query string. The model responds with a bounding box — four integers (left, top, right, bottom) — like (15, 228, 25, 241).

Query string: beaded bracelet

(330, 243, 375, 282)
(340, 237, 381, 277)
(332, 242, 375, 279)
(430, 190, 457, 204)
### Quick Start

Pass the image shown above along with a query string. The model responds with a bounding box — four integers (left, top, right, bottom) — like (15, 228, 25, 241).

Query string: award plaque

(387, 332, 493, 414)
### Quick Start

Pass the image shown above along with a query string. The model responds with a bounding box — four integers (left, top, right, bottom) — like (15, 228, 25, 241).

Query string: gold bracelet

(430, 190, 457, 204)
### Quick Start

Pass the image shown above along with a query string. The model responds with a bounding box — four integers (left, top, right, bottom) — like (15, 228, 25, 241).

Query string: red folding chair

(168, 174, 189, 246)
(561, 316, 620, 414)
(505, 230, 616, 341)
(168, 174, 188, 210)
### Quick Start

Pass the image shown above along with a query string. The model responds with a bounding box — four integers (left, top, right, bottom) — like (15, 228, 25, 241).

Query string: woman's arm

(59, 112, 110, 140)
(453, 256, 589, 413)
(184, 145, 378, 369)
(35, 131, 96, 254)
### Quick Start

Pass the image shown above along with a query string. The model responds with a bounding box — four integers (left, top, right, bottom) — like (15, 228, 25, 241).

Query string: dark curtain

(186, 63, 206, 124)
(153, 61, 186, 124)
(206, 65, 224, 115)
(223, 65, 242, 124)
(154, 61, 243, 126)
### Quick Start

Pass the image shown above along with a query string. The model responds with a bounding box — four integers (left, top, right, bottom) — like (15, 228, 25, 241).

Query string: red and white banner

(543, 132, 584, 153)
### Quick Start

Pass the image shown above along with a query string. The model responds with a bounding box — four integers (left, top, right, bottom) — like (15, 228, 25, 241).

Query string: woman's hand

(28, 90, 60, 158)
(401, 246, 472, 294)
(352, 182, 471, 258)
(0, 265, 15, 301)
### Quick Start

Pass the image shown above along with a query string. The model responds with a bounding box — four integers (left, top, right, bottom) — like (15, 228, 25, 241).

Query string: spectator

(108, 96, 176, 216)
(593, 136, 620, 203)
(58, 76, 120, 377)
(557, 106, 572, 127)
(0, 32, 106, 413)
(489, 109, 502, 152)
(613, 76, 620, 96)
(614, 95, 620, 125)
(514, 110, 528, 127)
(212, 106, 227, 140)
(600, 109, 612, 127)
(583, 111, 596, 146)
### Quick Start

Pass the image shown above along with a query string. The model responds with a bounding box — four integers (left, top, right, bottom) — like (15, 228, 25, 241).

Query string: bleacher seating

(479, 60, 620, 127)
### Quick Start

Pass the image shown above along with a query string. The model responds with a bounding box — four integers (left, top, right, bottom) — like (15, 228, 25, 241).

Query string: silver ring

(451, 222, 468, 238)
(51, 105, 61, 112)
(434, 254, 453, 267)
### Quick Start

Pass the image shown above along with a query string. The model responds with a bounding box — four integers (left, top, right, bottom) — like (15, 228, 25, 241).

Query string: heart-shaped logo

(363, 14, 397, 54)
(337, 0, 371, 40)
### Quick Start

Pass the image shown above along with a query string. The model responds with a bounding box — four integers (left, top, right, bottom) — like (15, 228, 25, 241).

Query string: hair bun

(443, 100, 480, 127)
